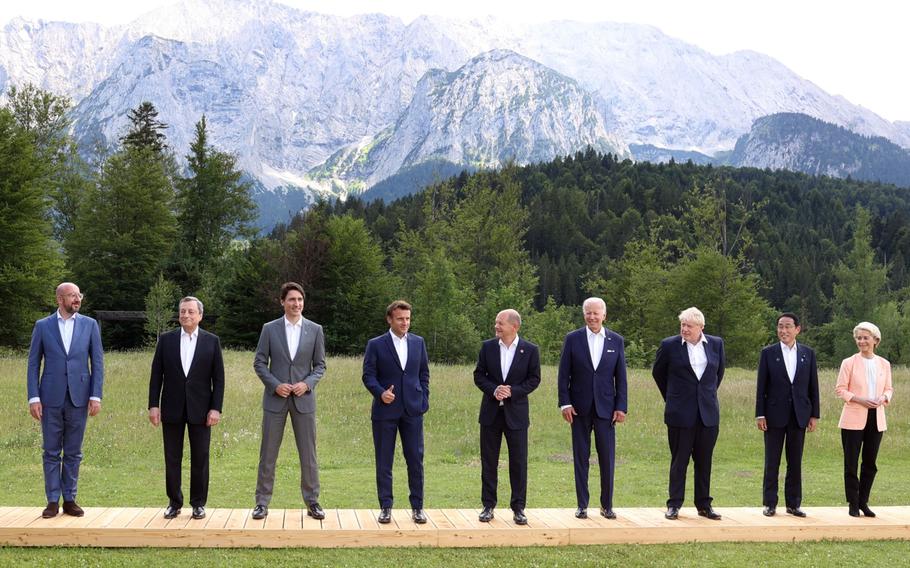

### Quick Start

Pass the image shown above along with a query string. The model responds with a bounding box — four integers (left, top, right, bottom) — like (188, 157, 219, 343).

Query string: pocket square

(607, 349, 616, 353)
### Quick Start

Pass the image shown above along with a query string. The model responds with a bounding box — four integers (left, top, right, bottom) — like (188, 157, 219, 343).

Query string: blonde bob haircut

(853, 321, 881, 344)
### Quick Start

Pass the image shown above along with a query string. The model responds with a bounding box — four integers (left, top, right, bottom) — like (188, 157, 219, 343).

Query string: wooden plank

(2, 508, 41, 528)
(99, 507, 143, 529)
(244, 510, 267, 530)
(203, 508, 233, 530)
(126, 508, 162, 529)
(300, 508, 322, 530)
(223, 508, 248, 529)
(440, 508, 472, 529)
(320, 509, 340, 530)
(337, 509, 359, 530)
(426, 509, 454, 529)
(264, 509, 285, 530)
(356, 509, 381, 530)
(284, 508, 303, 530)
(144, 509, 174, 529)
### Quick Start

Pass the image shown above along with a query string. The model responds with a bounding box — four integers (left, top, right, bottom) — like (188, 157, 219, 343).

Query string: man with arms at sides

(755, 312, 819, 518)
(148, 296, 224, 519)
(557, 297, 627, 520)
(27, 282, 104, 519)
(362, 300, 430, 524)
(474, 309, 541, 525)
(252, 282, 327, 521)
(652, 306, 725, 521)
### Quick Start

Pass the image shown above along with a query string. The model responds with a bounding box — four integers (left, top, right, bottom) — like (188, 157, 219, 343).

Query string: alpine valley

(2, 0, 908, 226)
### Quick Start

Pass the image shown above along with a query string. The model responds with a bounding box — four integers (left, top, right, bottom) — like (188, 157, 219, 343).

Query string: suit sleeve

(473, 343, 499, 395)
(556, 334, 573, 407)
(716, 337, 725, 387)
(835, 357, 854, 402)
(89, 318, 104, 400)
(614, 336, 628, 413)
(210, 335, 225, 413)
(303, 324, 326, 390)
(809, 350, 820, 418)
(419, 338, 430, 405)
(882, 358, 893, 404)
(26, 321, 44, 401)
(755, 349, 769, 418)
(511, 344, 541, 397)
(254, 323, 281, 393)
(149, 336, 165, 409)
(652, 340, 669, 401)
(362, 340, 385, 398)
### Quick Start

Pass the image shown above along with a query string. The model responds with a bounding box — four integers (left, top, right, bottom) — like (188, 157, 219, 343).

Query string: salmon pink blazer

(835, 353, 893, 431)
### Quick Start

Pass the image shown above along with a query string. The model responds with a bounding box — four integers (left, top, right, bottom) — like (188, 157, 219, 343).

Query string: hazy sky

(2, 0, 905, 121)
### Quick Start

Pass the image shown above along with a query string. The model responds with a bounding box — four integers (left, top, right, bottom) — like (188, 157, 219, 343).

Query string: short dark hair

(280, 282, 305, 301)
(777, 312, 800, 327)
(386, 300, 412, 317)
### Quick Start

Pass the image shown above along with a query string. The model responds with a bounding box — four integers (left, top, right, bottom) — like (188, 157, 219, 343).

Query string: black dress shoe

(601, 508, 616, 519)
(479, 506, 495, 522)
(412, 508, 427, 524)
(62, 501, 84, 517)
(42, 502, 59, 519)
(575, 507, 587, 519)
(192, 506, 206, 519)
(786, 506, 806, 518)
(698, 507, 722, 520)
(378, 507, 392, 524)
(307, 502, 326, 520)
(513, 510, 528, 525)
(763, 506, 776, 517)
(859, 504, 876, 517)
(164, 505, 181, 519)
(665, 506, 679, 520)
(848, 504, 860, 517)
(251, 505, 268, 520)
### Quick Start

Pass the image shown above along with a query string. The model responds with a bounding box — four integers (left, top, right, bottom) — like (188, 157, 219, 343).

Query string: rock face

(1, 0, 906, 203)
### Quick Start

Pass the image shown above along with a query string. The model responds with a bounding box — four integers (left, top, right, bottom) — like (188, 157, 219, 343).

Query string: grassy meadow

(1, 350, 907, 565)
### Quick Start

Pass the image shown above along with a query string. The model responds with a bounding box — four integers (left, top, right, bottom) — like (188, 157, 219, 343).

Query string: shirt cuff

(28, 397, 40, 404)
(756, 416, 765, 420)
(89, 397, 101, 402)
(560, 404, 572, 411)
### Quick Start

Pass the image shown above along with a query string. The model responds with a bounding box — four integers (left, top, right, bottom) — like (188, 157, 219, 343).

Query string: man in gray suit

(251, 282, 326, 520)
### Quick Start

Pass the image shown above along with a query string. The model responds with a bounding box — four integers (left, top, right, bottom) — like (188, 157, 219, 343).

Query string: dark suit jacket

(652, 334, 725, 428)
(149, 328, 225, 425)
(362, 332, 430, 421)
(27, 312, 104, 407)
(474, 338, 541, 430)
(755, 342, 820, 428)
(557, 327, 628, 418)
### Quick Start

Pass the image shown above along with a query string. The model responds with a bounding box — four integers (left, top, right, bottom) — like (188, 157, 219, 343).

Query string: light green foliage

(521, 296, 579, 365)
(143, 275, 181, 342)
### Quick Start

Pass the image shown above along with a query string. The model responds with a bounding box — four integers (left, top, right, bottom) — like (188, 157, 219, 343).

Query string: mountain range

(2, 0, 908, 225)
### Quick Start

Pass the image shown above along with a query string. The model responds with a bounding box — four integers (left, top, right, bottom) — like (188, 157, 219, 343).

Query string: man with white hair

(557, 297, 627, 520)
(652, 307, 725, 521)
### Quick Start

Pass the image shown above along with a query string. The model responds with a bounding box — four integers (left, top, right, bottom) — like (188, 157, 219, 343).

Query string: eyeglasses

(61, 293, 84, 300)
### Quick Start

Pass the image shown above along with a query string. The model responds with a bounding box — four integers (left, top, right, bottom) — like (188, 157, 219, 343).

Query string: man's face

(584, 303, 606, 333)
(494, 312, 519, 344)
(56, 284, 82, 316)
(680, 320, 704, 343)
(179, 300, 202, 333)
(776, 317, 800, 347)
(387, 308, 411, 337)
(281, 290, 304, 320)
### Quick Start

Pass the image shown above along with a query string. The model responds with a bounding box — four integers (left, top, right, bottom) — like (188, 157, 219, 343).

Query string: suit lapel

(175, 331, 188, 380)
(385, 333, 403, 370)
(504, 339, 525, 383)
(291, 319, 305, 364)
(276, 319, 293, 362)
(49, 314, 67, 355)
(680, 339, 697, 380)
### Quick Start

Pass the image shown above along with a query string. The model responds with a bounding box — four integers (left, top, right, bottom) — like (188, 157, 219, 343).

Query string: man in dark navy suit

(474, 309, 541, 525)
(755, 312, 819, 517)
(27, 282, 104, 519)
(362, 300, 430, 524)
(652, 306, 725, 521)
(148, 296, 225, 520)
(557, 297, 628, 520)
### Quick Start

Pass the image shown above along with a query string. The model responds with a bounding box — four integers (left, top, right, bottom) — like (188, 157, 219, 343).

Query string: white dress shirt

(57, 310, 76, 354)
(683, 335, 708, 380)
(285, 317, 302, 360)
(781, 342, 798, 383)
(863, 357, 878, 400)
(390, 330, 408, 369)
(587, 327, 605, 370)
(180, 327, 199, 377)
(499, 336, 519, 381)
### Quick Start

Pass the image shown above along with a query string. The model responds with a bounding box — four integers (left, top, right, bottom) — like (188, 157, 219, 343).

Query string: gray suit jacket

(254, 316, 326, 414)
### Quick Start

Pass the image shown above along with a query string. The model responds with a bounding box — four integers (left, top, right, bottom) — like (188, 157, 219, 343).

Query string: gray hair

(853, 321, 881, 343)
(582, 297, 606, 313)
(179, 296, 204, 315)
(498, 309, 522, 327)
(678, 306, 705, 327)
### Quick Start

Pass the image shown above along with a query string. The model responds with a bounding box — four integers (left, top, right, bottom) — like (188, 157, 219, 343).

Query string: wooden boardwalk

(1, 506, 908, 547)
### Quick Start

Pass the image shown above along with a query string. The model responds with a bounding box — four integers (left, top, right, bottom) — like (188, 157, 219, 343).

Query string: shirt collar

(499, 336, 520, 350)
(586, 327, 605, 339)
(181, 327, 199, 340)
(285, 316, 302, 329)
(780, 341, 798, 353)
(389, 329, 408, 342)
(681, 334, 707, 345)
(56, 310, 76, 322)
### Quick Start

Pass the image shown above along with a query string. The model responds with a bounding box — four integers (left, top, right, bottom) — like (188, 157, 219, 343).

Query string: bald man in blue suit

(27, 282, 104, 519)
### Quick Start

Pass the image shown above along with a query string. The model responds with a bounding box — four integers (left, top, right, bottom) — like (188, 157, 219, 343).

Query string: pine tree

(120, 101, 168, 153)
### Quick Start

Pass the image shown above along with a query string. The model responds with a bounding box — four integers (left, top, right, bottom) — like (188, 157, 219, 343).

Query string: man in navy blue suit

(755, 312, 819, 517)
(27, 282, 104, 519)
(474, 309, 541, 525)
(557, 297, 627, 520)
(652, 306, 725, 521)
(362, 300, 430, 524)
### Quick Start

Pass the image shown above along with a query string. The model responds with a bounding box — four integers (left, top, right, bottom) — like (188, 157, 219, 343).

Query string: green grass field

(1, 351, 907, 565)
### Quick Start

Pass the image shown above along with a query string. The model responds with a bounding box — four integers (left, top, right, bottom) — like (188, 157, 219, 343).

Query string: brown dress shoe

(62, 501, 84, 517)
(42, 502, 59, 518)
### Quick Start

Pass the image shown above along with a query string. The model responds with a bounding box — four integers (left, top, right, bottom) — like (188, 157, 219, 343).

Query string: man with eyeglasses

(755, 312, 820, 518)
(27, 282, 104, 518)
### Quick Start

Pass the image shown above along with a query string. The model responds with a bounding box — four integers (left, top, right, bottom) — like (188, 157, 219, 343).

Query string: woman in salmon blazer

(835, 322, 894, 518)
